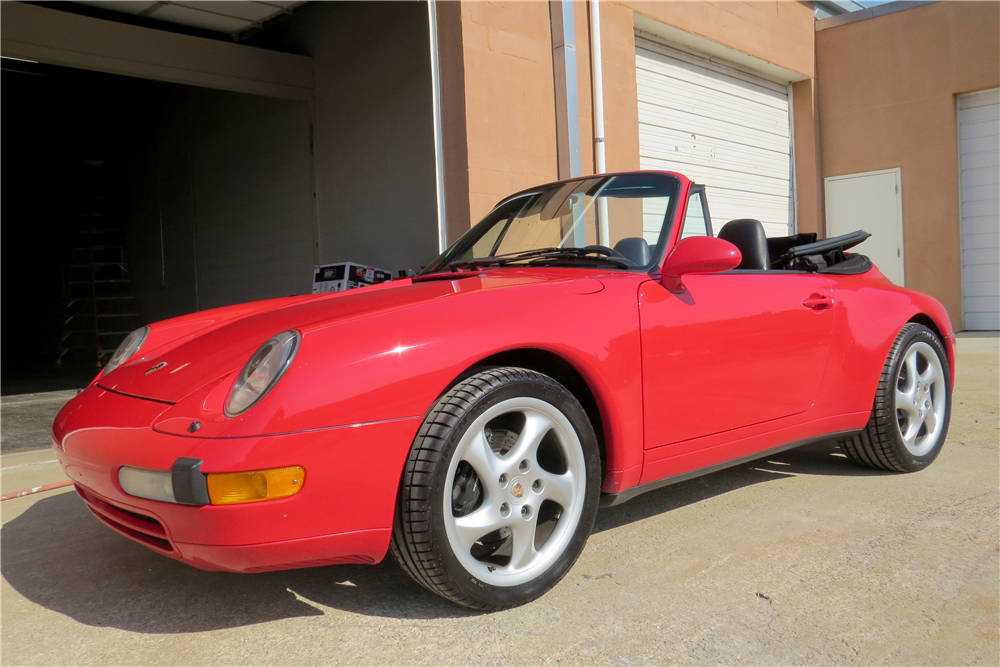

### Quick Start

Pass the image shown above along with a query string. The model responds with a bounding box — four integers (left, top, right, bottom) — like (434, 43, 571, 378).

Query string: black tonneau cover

(771, 229, 874, 275)
(780, 230, 871, 259)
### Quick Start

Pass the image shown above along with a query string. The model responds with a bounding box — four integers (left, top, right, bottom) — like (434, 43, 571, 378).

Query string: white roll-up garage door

(635, 37, 793, 238)
(958, 88, 1000, 331)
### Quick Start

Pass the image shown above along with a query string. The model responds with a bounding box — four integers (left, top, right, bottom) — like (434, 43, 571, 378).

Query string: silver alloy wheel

(443, 397, 587, 587)
(894, 341, 947, 457)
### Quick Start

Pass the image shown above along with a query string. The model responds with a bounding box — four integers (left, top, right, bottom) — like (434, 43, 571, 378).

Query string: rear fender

(821, 273, 956, 416)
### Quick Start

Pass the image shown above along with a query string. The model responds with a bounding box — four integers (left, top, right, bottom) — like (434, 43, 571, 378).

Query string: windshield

(421, 172, 680, 274)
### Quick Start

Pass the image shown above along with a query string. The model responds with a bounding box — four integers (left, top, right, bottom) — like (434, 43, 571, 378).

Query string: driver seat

(717, 219, 770, 271)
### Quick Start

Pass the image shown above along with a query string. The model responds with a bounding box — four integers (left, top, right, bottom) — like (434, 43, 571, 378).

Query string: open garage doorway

(1, 2, 439, 396)
(1, 60, 315, 394)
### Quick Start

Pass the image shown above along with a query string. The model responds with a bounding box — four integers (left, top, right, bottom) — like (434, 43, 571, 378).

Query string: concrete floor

(1, 390, 80, 454)
(1, 337, 997, 665)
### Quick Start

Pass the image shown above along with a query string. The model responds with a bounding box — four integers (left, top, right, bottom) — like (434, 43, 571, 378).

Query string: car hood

(97, 269, 606, 404)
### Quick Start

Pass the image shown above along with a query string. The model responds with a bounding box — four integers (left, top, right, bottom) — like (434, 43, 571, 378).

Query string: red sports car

(53, 171, 954, 610)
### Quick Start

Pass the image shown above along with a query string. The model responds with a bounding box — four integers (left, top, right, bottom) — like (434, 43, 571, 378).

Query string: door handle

(803, 294, 835, 310)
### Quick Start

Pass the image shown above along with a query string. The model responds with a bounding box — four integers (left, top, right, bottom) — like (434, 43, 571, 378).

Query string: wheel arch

(907, 313, 945, 342)
(905, 312, 955, 384)
(441, 348, 609, 483)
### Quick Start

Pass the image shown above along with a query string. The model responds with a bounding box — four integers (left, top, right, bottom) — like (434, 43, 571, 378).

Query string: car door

(638, 269, 838, 451)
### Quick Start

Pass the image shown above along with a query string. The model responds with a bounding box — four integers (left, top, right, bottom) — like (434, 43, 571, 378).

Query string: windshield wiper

(522, 248, 635, 268)
(445, 246, 633, 271)
(444, 247, 563, 272)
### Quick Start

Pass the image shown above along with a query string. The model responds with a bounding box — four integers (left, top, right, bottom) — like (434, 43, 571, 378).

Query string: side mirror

(661, 236, 741, 292)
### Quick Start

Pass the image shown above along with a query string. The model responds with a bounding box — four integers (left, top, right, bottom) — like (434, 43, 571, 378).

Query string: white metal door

(958, 88, 1000, 331)
(635, 37, 793, 238)
(825, 169, 905, 286)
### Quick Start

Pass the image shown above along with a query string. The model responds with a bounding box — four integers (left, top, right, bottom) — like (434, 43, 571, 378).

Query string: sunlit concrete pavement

(1, 390, 79, 454)
(2, 337, 997, 666)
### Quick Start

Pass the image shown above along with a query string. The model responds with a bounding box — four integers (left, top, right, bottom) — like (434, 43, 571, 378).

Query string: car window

(420, 173, 680, 274)
(471, 218, 506, 257)
(681, 190, 710, 239)
(641, 197, 670, 246)
(493, 178, 605, 255)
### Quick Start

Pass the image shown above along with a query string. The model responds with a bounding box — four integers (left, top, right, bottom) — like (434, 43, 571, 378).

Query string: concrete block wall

(124, 87, 315, 321)
(445, 1, 561, 234)
(816, 1, 1000, 328)
(250, 2, 439, 274)
(439, 0, 822, 235)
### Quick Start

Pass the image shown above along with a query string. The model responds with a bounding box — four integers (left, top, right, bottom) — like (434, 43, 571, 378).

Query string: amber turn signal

(206, 466, 305, 505)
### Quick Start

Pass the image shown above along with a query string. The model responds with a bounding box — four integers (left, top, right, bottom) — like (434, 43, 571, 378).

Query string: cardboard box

(312, 262, 394, 293)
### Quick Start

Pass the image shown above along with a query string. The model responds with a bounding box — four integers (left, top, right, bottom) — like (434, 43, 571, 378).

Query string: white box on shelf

(312, 262, 394, 294)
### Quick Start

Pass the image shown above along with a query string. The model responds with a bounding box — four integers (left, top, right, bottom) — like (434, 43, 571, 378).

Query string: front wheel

(841, 323, 951, 472)
(390, 367, 601, 610)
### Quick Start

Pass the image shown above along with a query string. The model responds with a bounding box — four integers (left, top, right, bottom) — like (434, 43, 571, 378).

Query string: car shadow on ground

(1, 440, 888, 632)
(594, 439, 890, 533)
(1, 491, 474, 631)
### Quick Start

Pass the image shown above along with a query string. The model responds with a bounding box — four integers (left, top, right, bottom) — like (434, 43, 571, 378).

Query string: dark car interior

(714, 218, 873, 275)
(612, 219, 873, 276)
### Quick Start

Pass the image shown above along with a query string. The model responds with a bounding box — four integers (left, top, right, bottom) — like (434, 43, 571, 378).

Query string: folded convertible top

(781, 230, 871, 259)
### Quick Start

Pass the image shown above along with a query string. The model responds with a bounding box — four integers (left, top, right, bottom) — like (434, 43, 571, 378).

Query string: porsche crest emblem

(511, 481, 525, 499)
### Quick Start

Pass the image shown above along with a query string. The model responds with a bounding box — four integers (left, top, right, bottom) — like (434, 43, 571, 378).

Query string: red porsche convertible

(53, 171, 954, 609)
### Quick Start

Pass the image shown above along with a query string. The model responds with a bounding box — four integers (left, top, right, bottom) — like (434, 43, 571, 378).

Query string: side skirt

(599, 430, 861, 507)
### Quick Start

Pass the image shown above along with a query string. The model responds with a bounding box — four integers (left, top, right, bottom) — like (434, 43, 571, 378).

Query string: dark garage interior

(1, 61, 317, 395)
(2, 62, 154, 394)
(1, 1, 440, 396)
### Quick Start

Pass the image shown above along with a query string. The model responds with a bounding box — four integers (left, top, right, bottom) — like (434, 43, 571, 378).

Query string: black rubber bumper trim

(171, 457, 210, 506)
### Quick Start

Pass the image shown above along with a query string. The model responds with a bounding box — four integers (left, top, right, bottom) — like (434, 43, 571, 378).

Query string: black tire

(389, 367, 601, 610)
(840, 323, 951, 472)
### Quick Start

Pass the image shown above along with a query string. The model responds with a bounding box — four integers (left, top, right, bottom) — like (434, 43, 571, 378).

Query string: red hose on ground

(1, 481, 73, 501)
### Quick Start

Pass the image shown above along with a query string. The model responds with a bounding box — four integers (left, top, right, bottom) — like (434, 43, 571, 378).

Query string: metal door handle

(803, 294, 835, 310)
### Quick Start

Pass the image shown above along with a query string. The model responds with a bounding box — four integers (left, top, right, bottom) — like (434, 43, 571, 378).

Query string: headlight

(119, 466, 175, 503)
(224, 330, 300, 417)
(103, 326, 149, 374)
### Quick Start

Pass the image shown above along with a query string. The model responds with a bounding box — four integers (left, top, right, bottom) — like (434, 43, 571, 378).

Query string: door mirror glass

(661, 236, 741, 292)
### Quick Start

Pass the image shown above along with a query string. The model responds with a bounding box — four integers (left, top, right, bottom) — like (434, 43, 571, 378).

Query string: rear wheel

(390, 367, 601, 610)
(841, 323, 951, 472)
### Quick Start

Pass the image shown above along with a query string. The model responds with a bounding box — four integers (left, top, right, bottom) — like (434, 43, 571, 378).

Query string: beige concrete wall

(452, 1, 561, 230)
(441, 1, 820, 232)
(628, 1, 815, 79)
(817, 1, 1000, 328)
(592, 2, 642, 174)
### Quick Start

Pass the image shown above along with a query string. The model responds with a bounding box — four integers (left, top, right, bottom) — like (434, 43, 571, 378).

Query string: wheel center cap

(508, 476, 529, 505)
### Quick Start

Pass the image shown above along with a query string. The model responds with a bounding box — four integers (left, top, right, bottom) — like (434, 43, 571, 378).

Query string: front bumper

(54, 385, 421, 572)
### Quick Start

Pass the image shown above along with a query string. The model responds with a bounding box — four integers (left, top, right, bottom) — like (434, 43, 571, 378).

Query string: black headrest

(613, 237, 652, 266)
(717, 219, 770, 271)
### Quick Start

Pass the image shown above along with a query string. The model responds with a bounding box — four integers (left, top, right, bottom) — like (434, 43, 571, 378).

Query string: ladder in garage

(57, 160, 142, 368)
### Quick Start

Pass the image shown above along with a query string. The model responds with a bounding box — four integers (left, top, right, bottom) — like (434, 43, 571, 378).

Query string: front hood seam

(96, 384, 176, 406)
